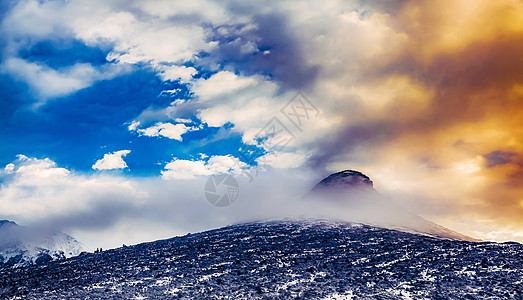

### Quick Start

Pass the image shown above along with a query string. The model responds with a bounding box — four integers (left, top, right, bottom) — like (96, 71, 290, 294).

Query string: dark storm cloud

(200, 12, 320, 91)
(484, 151, 519, 168)
(355, 0, 409, 14)
(307, 121, 399, 172)
(247, 13, 320, 90)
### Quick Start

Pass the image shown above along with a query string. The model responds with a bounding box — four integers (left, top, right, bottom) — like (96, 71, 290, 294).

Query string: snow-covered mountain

(0, 220, 90, 269)
(0, 219, 520, 299)
(308, 170, 480, 242)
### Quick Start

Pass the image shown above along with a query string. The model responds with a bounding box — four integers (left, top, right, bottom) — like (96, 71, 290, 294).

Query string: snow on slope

(0, 220, 90, 268)
(0, 219, 520, 299)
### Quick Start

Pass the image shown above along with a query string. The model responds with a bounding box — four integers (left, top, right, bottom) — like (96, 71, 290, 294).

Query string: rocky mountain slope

(0, 219, 521, 299)
(308, 170, 479, 242)
(0, 220, 90, 269)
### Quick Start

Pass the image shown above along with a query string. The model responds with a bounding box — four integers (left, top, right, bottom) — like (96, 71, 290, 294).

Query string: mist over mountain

(307, 170, 479, 242)
(1, 170, 520, 298)
(0, 169, 479, 270)
(0, 220, 90, 269)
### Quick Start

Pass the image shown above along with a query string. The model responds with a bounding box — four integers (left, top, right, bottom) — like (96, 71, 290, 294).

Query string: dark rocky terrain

(0, 219, 521, 299)
(311, 170, 374, 192)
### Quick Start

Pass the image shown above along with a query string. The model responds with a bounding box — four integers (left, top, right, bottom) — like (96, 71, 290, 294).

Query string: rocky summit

(311, 170, 374, 192)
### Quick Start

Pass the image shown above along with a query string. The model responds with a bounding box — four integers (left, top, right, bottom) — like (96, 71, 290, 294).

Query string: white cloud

(256, 152, 307, 169)
(0, 156, 147, 247)
(0, 155, 318, 249)
(157, 65, 197, 82)
(0, 156, 135, 218)
(174, 118, 193, 124)
(193, 71, 258, 101)
(92, 150, 131, 170)
(130, 122, 195, 141)
(0, 1, 128, 102)
(69, 5, 219, 75)
(194, 71, 282, 129)
(103, 24, 209, 65)
(5, 155, 70, 178)
(161, 155, 247, 179)
(161, 159, 210, 180)
(2, 58, 123, 101)
(134, 0, 231, 24)
(0, 0, 66, 42)
(4, 163, 15, 173)
(206, 155, 248, 175)
(0, 0, 229, 103)
(128, 120, 140, 131)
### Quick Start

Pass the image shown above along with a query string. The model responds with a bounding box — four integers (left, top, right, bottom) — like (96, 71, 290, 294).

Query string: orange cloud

(325, 0, 523, 242)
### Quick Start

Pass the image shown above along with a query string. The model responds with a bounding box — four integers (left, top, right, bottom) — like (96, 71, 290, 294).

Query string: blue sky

(0, 65, 245, 176)
(0, 32, 256, 176)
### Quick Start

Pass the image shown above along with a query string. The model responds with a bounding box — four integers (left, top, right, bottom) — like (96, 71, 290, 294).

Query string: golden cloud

(322, 0, 523, 242)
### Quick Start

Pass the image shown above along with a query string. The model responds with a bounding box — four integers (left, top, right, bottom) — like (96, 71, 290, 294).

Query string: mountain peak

(307, 170, 478, 242)
(0, 220, 90, 268)
(311, 170, 373, 192)
(0, 220, 17, 228)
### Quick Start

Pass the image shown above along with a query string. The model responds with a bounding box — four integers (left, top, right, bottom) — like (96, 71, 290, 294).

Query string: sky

(1, 0, 523, 248)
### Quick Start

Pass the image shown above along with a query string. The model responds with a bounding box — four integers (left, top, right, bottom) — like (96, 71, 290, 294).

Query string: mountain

(0, 220, 90, 269)
(311, 170, 374, 192)
(0, 219, 520, 299)
(308, 170, 480, 242)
